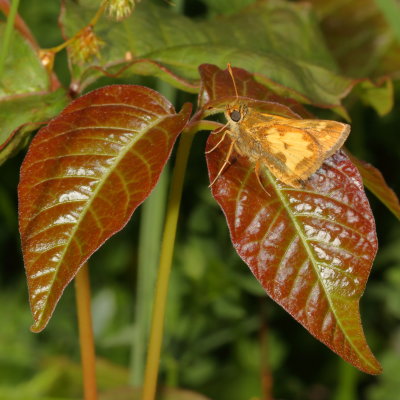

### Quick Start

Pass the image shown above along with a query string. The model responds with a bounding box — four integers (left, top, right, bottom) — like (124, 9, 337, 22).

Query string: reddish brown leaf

(206, 134, 381, 374)
(347, 152, 400, 220)
(18, 85, 191, 332)
(198, 64, 313, 119)
(200, 64, 381, 374)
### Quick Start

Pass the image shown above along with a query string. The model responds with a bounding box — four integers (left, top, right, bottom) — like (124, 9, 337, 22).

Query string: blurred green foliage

(1, 0, 400, 399)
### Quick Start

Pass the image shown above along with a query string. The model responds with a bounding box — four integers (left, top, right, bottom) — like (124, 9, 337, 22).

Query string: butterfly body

(224, 103, 350, 188)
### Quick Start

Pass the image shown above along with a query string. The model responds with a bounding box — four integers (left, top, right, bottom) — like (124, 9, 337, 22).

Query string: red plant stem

(75, 263, 98, 400)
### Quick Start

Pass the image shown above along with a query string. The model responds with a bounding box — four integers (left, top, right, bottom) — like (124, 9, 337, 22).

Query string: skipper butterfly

(209, 65, 350, 188)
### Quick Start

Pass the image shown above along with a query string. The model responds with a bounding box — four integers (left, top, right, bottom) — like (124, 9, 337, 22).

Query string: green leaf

(61, 0, 361, 108)
(0, 22, 48, 96)
(0, 89, 69, 165)
(356, 79, 394, 116)
(0, 23, 69, 164)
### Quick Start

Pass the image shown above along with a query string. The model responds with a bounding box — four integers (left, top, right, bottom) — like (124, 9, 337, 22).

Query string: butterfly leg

(205, 128, 229, 154)
(254, 160, 270, 197)
(209, 138, 236, 188)
(210, 121, 229, 135)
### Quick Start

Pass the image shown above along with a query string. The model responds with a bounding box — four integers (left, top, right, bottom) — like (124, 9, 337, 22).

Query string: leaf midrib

(33, 109, 170, 328)
(266, 169, 376, 370)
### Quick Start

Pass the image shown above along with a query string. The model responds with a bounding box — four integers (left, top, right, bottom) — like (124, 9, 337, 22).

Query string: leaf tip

(358, 354, 382, 375)
(30, 318, 46, 333)
(29, 298, 52, 333)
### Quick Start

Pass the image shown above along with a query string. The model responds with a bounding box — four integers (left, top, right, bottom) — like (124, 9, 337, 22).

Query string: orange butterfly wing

(243, 111, 350, 187)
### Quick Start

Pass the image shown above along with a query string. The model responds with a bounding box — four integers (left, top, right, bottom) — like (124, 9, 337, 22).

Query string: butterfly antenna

(227, 63, 239, 101)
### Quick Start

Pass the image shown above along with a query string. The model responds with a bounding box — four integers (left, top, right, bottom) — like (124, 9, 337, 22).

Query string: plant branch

(75, 263, 98, 400)
(43, 2, 105, 55)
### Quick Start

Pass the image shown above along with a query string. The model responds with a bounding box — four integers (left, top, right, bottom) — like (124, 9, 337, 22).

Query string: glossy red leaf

(201, 65, 381, 374)
(206, 135, 381, 374)
(198, 64, 313, 119)
(18, 85, 191, 332)
(206, 133, 381, 374)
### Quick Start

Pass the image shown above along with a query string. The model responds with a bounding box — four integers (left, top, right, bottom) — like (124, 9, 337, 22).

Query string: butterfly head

(225, 103, 248, 124)
(225, 63, 248, 123)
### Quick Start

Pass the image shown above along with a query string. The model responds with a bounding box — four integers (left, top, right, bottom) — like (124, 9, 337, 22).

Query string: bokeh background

(1, 0, 400, 399)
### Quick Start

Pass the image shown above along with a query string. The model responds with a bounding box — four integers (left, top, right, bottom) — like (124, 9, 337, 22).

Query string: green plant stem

(130, 78, 177, 386)
(131, 0, 186, 391)
(332, 360, 359, 400)
(131, 167, 169, 385)
(75, 263, 98, 400)
(0, 0, 20, 79)
(141, 128, 196, 400)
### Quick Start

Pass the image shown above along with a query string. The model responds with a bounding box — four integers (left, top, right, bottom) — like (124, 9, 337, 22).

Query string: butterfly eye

(230, 110, 241, 122)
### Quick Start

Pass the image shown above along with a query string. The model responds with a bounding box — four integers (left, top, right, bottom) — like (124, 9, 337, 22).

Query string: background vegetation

(1, 0, 400, 399)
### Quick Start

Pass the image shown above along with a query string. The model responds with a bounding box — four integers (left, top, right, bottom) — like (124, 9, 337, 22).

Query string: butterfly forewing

(239, 110, 350, 187)
(281, 118, 350, 157)
(223, 103, 350, 188)
(257, 125, 323, 181)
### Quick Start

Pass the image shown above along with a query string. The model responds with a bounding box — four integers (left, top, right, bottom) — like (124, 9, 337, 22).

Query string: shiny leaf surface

(206, 136, 381, 374)
(202, 65, 381, 374)
(18, 85, 191, 331)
